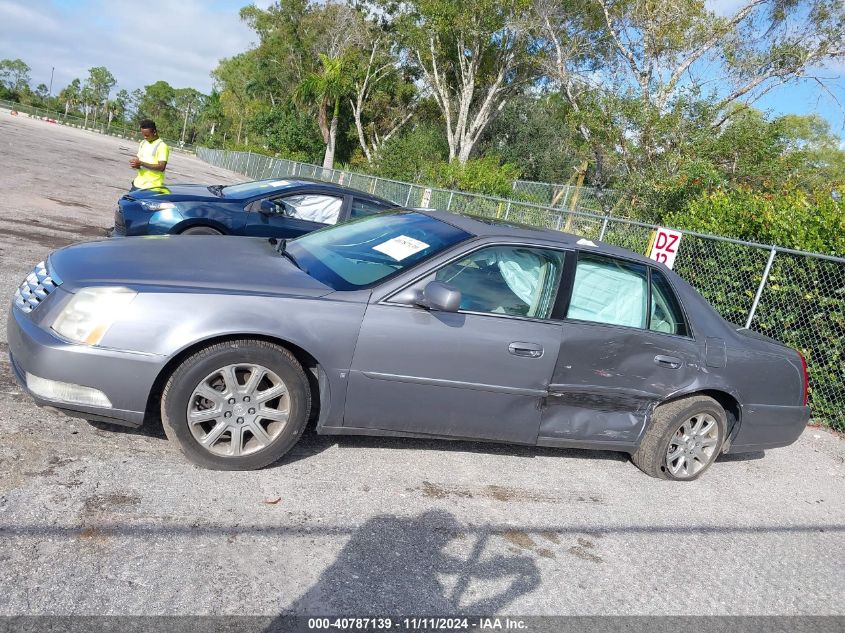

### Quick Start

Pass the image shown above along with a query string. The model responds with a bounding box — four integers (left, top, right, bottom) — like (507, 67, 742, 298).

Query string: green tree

(197, 90, 227, 144)
(175, 88, 205, 146)
(137, 80, 179, 136)
(375, 0, 540, 164)
(58, 78, 82, 119)
(295, 52, 354, 169)
(0, 58, 31, 94)
(85, 66, 116, 124)
(212, 53, 258, 145)
(80, 83, 96, 127)
(533, 0, 845, 198)
(477, 94, 588, 184)
(348, 19, 419, 163)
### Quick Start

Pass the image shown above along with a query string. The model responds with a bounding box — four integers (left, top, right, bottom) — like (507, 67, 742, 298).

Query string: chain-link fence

(0, 99, 192, 150)
(511, 179, 620, 215)
(199, 147, 845, 431)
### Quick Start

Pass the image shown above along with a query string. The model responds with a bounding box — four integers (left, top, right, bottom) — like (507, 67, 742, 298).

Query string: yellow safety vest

(133, 138, 170, 189)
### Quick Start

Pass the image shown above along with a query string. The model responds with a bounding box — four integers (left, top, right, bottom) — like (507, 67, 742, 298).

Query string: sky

(1, 0, 843, 138)
(0, 0, 267, 94)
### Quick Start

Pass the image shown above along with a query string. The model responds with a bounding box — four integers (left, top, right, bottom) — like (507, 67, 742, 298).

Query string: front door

(344, 244, 568, 444)
(242, 192, 348, 238)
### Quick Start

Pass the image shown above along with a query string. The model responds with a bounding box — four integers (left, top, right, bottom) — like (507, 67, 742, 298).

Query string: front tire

(632, 395, 726, 481)
(161, 340, 311, 470)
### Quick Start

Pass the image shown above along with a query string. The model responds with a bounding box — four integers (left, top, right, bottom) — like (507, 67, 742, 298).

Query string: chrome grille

(14, 261, 62, 313)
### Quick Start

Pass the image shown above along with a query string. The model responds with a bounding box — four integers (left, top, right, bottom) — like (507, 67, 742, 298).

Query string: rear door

(344, 243, 568, 444)
(540, 252, 702, 445)
(242, 191, 350, 238)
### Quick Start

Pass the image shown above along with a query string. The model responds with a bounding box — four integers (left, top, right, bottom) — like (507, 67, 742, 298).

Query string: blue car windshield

(220, 179, 293, 198)
(287, 212, 472, 290)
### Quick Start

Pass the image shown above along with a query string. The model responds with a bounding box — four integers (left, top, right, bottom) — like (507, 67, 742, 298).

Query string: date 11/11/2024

(306, 617, 528, 630)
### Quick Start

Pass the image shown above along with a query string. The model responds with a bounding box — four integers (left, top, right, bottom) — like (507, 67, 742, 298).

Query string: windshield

(220, 179, 293, 198)
(287, 212, 472, 290)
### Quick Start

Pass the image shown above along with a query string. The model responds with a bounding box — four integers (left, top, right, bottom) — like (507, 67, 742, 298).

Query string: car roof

(420, 209, 659, 268)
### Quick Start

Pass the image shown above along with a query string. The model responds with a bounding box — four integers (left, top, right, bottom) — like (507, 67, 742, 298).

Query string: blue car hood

(123, 184, 222, 202)
(48, 236, 333, 298)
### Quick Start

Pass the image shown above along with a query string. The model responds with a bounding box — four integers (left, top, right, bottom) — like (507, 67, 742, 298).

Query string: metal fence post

(447, 191, 454, 211)
(745, 247, 778, 329)
(370, 177, 379, 195)
(503, 201, 511, 220)
(404, 187, 413, 206)
(599, 214, 611, 241)
(246, 151, 253, 177)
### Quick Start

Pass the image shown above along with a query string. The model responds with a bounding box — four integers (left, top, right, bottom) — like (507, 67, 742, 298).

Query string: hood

(48, 236, 333, 298)
(122, 184, 223, 203)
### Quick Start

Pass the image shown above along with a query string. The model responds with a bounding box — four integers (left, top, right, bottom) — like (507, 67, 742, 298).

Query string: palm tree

(295, 53, 353, 169)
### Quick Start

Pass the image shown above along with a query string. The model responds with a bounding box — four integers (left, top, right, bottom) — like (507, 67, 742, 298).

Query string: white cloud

(0, 0, 256, 94)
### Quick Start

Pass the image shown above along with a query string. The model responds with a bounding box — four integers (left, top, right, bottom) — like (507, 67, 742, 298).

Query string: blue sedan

(113, 178, 398, 238)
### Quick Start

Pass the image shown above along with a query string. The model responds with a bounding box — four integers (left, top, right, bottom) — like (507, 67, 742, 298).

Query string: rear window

(649, 269, 689, 336)
(567, 254, 648, 328)
(351, 199, 394, 218)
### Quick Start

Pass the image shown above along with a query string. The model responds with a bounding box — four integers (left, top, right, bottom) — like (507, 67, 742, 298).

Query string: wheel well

(174, 220, 228, 234)
(143, 334, 323, 428)
(659, 390, 741, 438)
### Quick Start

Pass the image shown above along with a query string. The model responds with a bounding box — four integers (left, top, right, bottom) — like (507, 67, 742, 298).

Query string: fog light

(26, 373, 112, 408)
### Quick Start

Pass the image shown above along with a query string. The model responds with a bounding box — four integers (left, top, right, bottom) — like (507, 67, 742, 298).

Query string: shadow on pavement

(265, 510, 541, 624)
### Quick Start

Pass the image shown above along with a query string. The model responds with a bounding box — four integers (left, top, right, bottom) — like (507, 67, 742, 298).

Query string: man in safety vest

(129, 119, 170, 190)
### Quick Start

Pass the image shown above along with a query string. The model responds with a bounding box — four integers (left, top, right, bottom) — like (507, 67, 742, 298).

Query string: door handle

(509, 342, 544, 358)
(654, 355, 682, 369)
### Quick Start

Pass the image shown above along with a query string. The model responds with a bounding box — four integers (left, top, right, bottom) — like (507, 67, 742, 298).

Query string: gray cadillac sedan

(8, 210, 810, 480)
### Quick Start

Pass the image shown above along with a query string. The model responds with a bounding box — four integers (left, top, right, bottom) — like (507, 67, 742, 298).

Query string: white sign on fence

(338, 172, 345, 185)
(648, 227, 683, 269)
(420, 188, 433, 208)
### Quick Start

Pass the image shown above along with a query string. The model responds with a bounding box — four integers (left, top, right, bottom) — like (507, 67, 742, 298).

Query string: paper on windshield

(373, 235, 430, 261)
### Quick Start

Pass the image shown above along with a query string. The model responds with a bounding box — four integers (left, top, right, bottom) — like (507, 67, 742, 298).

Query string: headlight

(51, 287, 137, 345)
(138, 200, 176, 212)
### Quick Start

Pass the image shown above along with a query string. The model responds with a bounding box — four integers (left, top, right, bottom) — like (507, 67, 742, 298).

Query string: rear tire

(632, 395, 726, 481)
(180, 226, 222, 235)
(161, 340, 311, 470)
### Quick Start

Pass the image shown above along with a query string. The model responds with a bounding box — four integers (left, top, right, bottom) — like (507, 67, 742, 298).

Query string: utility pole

(180, 97, 193, 147)
(48, 66, 54, 97)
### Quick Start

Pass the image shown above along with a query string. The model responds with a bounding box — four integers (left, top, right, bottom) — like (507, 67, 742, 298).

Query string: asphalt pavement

(0, 111, 843, 619)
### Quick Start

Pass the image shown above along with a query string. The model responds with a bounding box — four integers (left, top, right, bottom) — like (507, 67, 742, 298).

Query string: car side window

(351, 199, 392, 218)
(650, 269, 689, 336)
(433, 246, 565, 319)
(567, 253, 648, 328)
(275, 194, 343, 225)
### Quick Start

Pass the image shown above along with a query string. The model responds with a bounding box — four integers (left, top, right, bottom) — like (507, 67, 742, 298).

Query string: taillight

(797, 350, 809, 407)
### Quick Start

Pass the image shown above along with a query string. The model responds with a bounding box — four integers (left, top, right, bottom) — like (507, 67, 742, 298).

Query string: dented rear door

(539, 322, 701, 445)
(538, 252, 702, 447)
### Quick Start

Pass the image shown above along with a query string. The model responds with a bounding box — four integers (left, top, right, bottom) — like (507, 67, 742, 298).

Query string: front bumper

(7, 305, 168, 427)
(116, 200, 183, 237)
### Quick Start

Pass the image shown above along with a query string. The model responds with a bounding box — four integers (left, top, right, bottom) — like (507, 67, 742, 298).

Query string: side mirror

(259, 199, 277, 215)
(417, 281, 461, 312)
